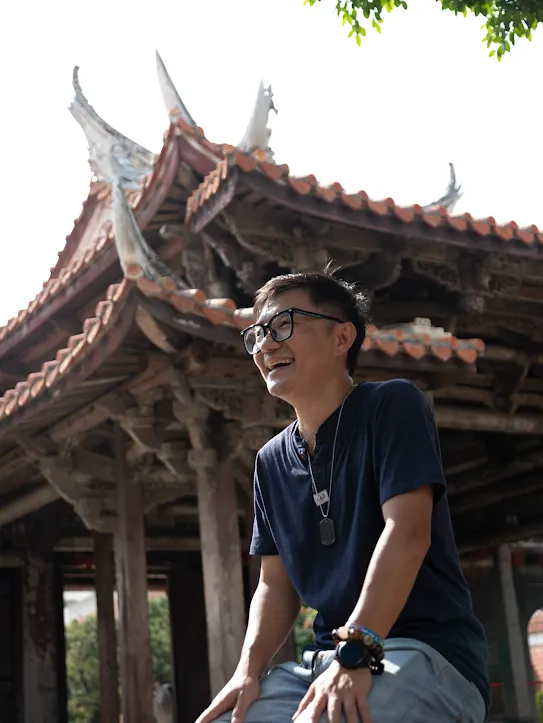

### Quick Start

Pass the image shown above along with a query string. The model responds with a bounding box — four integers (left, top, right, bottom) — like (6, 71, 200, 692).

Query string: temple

(0, 53, 542, 722)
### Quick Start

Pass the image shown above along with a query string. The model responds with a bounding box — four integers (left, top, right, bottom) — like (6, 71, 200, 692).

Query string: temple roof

(186, 150, 543, 251)
(0, 55, 482, 353)
(1, 53, 541, 438)
(0, 275, 484, 433)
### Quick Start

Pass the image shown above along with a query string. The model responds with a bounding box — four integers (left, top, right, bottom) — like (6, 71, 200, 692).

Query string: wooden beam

(434, 406, 543, 434)
(0, 354, 175, 484)
(457, 519, 543, 554)
(0, 486, 58, 526)
(113, 425, 154, 723)
(93, 533, 120, 723)
(55, 536, 232, 552)
(448, 448, 543, 496)
(451, 475, 543, 515)
(240, 168, 543, 262)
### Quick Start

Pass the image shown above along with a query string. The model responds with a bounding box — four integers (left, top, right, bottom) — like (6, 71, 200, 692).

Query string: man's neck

(294, 376, 354, 455)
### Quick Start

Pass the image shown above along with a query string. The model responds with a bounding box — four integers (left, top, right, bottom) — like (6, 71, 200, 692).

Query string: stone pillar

(498, 544, 535, 721)
(93, 532, 120, 723)
(114, 425, 154, 722)
(168, 557, 210, 723)
(21, 551, 63, 723)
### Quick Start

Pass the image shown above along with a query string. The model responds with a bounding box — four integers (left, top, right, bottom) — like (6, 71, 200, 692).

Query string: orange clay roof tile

(0, 275, 484, 425)
(185, 148, 543, 249)
(0, 281, 129, 423)
(0, 123, 178, 352)
(132, 278, 484, 364)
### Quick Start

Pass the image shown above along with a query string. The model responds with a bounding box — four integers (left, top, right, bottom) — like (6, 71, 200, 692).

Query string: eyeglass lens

(244, 311, 293, 354)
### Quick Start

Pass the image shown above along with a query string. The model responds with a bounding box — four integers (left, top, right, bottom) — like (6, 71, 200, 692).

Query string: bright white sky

(1, 0, 541, 325)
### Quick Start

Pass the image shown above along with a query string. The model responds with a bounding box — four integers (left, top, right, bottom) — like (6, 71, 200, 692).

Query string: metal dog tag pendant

(313, 490, 329, 507)
(319, 518, 336, 546)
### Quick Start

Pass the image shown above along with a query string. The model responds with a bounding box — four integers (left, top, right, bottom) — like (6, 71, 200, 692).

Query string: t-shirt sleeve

(249, 453, 279, 556)
(371, 379, 446, 507)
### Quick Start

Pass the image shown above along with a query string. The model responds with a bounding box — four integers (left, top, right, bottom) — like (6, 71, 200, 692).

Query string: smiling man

(196, 270, 489, 723)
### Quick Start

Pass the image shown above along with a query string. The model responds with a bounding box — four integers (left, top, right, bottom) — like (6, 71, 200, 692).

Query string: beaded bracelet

(332, 622, 385, 674)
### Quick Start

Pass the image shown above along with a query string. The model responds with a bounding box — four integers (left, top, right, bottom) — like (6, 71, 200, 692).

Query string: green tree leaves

(65, 596, 173, 723)
(304, 0, 542, 58)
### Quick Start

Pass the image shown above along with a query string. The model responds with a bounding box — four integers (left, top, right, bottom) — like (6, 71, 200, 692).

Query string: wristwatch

(334, 639, 369, 669)
(332, 623, 385, 675)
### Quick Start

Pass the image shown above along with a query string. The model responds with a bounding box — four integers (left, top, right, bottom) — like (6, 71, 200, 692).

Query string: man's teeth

(267, 359, 294, 371)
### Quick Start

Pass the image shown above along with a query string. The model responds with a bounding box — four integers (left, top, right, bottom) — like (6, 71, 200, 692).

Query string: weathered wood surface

(168, 563, 210, 723)
(196, 457, 246, 695)
(22, 551, 61, 723)
(114, 425, 154, 722)
(170, 371, 246, 696)
(93, 532, 120, 723)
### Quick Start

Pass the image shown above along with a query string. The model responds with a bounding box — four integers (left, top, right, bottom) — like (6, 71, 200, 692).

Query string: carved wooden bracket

(98, 392, 194, 479)
(15, 434, 119, 534)
(457, 253, 490, 313)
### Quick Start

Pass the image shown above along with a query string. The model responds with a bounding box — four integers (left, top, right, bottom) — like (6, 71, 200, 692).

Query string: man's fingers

(306, 695, 327, 723)
(231, 688, 258, 723)
(341, 696, 359, 723)
(327, 696, 342, 723)
(356, 694, 373, 723)
(292, 684, 315, 720)
(195, 690, 235, 723)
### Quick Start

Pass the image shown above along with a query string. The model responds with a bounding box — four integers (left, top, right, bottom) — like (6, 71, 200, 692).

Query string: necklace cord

(308, 385, 355, 520)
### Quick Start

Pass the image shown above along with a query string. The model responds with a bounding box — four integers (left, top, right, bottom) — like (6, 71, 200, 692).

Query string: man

(196, 270, 489, 723)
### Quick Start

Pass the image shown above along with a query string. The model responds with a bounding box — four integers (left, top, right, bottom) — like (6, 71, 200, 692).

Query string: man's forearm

(237, 580, 301, 679)
(348, 521, 430, 640)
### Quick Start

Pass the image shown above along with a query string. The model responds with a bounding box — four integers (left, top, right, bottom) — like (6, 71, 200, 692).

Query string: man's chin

(265, 377, 294, 401)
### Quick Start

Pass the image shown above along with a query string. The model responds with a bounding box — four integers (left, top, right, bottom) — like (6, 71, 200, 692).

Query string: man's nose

(258, 330, 280, 353)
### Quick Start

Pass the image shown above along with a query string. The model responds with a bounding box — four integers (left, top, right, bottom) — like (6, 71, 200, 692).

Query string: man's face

(252, 289, 347, 402)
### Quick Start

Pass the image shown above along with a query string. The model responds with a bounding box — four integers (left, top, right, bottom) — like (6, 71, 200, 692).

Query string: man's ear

(335, 322, 357, 358)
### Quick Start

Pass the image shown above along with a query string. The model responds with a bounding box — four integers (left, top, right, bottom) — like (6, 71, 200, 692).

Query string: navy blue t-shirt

(250, 379, 490, 709)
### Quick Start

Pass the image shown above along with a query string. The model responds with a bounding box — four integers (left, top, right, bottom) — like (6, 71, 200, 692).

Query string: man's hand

(292, 661, 372, 723)
(195, 672, 260, 723)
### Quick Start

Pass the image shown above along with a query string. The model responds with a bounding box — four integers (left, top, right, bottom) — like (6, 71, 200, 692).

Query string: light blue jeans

(213, 638, 486, 722)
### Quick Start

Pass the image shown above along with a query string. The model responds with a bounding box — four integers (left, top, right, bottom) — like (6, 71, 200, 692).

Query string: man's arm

(238, 554, 301, 679)
(347, 380, 444, 638)
(347, 485, 433, 639)
(196, 555, 300, 723)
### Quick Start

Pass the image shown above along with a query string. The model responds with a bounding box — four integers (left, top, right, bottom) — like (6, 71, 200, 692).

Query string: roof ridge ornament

(111, 173, 187, 289)
(238, 80, 277, 159)
(69, 66, 155, 188)
(422, 163, 463, 213)
(155, 51, 197, 127)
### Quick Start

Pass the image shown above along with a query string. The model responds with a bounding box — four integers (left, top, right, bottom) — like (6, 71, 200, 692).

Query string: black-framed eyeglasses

(240, 307, 346, 356)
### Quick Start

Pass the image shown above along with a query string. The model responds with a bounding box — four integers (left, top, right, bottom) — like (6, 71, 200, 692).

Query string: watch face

(338, 640, 366, 668)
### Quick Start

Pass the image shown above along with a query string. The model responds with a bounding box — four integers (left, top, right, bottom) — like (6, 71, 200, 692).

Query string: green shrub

(536, 688, 543, 723)
(293, 606, 317, 663)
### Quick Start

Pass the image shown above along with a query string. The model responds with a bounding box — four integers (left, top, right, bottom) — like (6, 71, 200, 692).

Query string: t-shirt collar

(292, 385, 359, 452)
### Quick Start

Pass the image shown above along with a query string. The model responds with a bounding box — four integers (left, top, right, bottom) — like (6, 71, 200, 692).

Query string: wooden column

(93, 532, 120, 723)
(114, 425, 154, 722)
(192, 454, 246, 696)
(0, 568, 23, 723)
(21, 550, 62, 723)
(54, 565, 68, 723)
(497, 544, 534, 721)
(168, 558, 210, 723)
(170, 373, 246, 696)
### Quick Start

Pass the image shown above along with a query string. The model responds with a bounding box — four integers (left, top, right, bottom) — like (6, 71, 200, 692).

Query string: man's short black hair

(253, 266, 369, 375)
